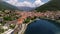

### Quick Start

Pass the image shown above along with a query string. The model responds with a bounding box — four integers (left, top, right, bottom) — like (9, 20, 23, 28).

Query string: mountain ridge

(0, 1, 19, 10)
(35, 0, 60, 12)
(17, 6, 35, 11)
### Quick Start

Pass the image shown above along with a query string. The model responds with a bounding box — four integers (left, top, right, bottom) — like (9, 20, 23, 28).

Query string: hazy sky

(3, 0, 49, 7)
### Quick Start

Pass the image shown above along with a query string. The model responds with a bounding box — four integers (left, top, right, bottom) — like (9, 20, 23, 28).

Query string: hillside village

(0, 0, 60, 34)
(0, 10, 60, 34)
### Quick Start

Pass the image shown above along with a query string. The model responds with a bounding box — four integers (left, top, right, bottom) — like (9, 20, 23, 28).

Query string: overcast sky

(3, 0, 49, 7)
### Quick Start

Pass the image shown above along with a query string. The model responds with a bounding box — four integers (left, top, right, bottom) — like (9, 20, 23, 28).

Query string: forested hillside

(0, 1, 19, 11)
(35, 0, 60, 12)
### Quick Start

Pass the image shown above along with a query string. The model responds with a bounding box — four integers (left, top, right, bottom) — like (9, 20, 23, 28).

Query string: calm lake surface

(25, 19, 60, 34)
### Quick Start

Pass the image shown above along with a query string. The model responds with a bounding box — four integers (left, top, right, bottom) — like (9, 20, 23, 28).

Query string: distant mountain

(18, 6, 35, 11)
(0, 1, 19, 10)
(35, 0, 60, 12)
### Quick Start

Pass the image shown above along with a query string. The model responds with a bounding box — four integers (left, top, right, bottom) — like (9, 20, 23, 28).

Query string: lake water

(25, 19, 60, 34)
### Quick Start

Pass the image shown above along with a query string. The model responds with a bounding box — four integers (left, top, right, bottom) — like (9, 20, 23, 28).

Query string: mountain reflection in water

(25, 19, 60, 34)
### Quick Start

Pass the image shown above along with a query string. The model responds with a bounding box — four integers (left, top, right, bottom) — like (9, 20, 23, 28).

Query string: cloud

(5, 0, 18, 5)
(16, 1, 34, 7)
(4, 0, 44, 7)
(34, 0, 44, 7)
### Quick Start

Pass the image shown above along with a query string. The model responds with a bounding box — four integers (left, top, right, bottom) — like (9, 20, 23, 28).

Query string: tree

(3, 16, 12, 21)
(9, 24, 16, 29)
(24, 18, 31, 23)
(0, 28, 4, 33)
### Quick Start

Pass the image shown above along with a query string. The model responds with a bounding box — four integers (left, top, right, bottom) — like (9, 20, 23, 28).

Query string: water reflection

(25, 19, 60, 34)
